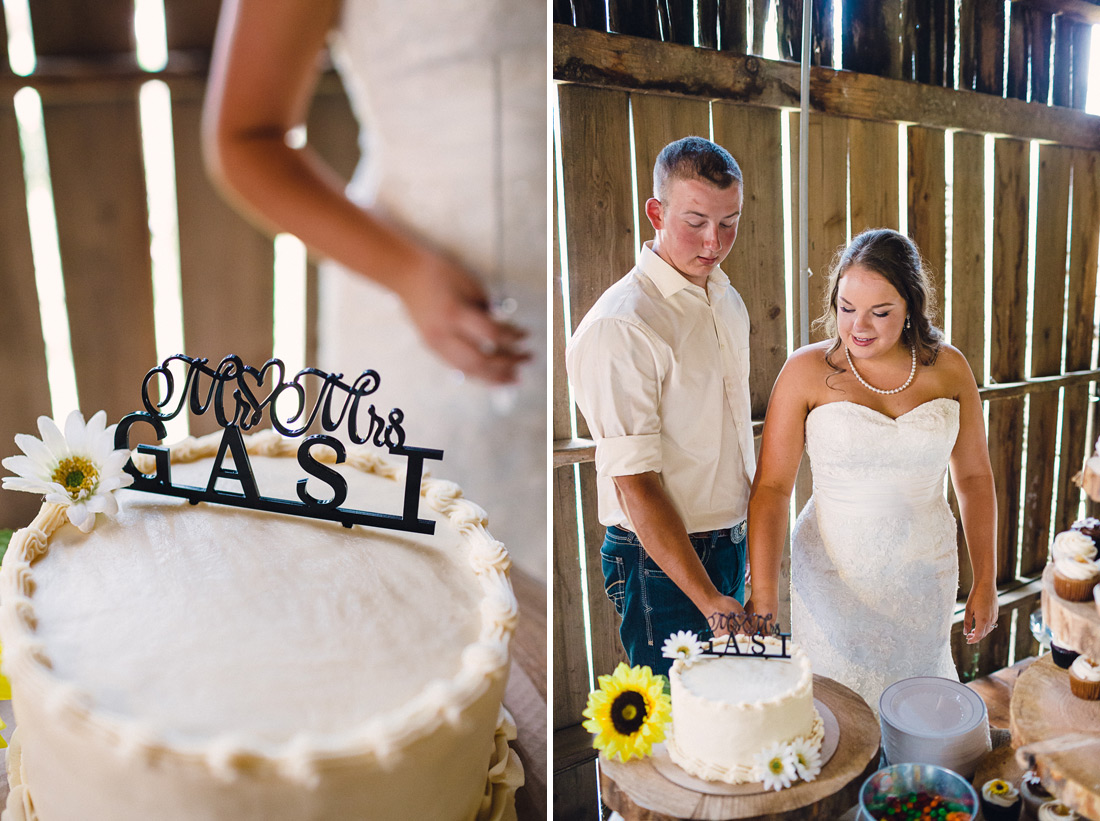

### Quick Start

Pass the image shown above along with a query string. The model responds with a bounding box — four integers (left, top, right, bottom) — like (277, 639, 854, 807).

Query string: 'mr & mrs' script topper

(703, 612, 792, 660)
(114, 354, 442, 534)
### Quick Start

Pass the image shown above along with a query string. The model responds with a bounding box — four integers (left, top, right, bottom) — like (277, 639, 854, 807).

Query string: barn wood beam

(553, 368, 1100, 467)
(554, 24, 1100, 151)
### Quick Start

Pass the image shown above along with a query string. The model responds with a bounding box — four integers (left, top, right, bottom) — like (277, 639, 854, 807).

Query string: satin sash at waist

(812, 470, 947, 518)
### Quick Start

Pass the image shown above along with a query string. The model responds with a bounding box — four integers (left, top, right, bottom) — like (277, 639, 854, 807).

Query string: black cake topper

(702, 611, 792, 660)
(113, 354, 442, 533)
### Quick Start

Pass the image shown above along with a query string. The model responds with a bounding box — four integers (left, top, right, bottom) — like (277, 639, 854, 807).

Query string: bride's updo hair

(815, 228, 944, 372)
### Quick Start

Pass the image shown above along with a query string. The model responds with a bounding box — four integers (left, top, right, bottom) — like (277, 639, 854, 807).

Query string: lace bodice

(791, 397, 962, 714)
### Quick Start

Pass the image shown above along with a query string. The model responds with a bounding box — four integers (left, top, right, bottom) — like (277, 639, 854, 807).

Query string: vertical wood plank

(698, 0, 718, 49)
(842, 0, 903, 78)
(988, 138, 1030, 585)
(558, 84, 636, 441)
(666, 0, 694, 45)
(608, 0, 660, 39)
(1007, 3, 1028, 101)
(162, 0, 222, 51)
(950, 132, 986, 379)
(712, 103, 787, 419)
(580, 462, 630, 679)
(718, 0, 748, 53)
(27, 0, 135, 57)
(553, 762, 599, 820)
(1022, 145, 1071, 576)
(813, 0, 835, 68)
(169, 83, 276, 437)
(1052, 15, 1073, 108)
(629, 93, 712, 233)
(573, 0, 607, 30)
(554, 0, 575, 26)
(1056, 149, 1100, 530)
(849, 118, 899, 235)
(958, 0, 978, 91)
(42, 93, 158, 426)
(1028, 8, 1053, 105)
(974, 0, 1006, 96)
(553, 466, 590, 730)
(0, 100, 52, 529)
(1071, 22, 1092, 111)
(751, 0, 770, 56)
(907, 126, 946, 317)
(789, 112, 848, 344)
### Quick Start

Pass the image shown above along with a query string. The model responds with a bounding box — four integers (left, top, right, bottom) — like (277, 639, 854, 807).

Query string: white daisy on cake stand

(2, 410, 133, 533)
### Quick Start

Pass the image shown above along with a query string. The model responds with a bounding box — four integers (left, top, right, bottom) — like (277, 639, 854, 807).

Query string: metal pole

(798, 0, 813, 348)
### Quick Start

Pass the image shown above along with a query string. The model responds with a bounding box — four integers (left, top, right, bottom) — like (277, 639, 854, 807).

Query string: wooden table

(600, 674, 880, 820)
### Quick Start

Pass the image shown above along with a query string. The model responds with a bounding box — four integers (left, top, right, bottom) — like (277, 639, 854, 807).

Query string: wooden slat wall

(988, 139, 1031, 584)
(0, 98, 50, 530)
(1023, 145, 1072, 575)
(0, 5, 358, 527)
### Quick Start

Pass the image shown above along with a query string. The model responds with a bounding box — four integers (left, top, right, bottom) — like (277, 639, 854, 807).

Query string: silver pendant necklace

(845, 344, 917, 396)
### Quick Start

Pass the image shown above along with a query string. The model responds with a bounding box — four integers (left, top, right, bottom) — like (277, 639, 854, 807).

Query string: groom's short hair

(653, 137, 742, 200)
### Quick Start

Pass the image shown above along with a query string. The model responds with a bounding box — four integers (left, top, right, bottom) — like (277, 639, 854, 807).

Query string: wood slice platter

(1010, 654, 1100, 820)
(1041, 564, 1100, 660)
(600, 674, 880, 821)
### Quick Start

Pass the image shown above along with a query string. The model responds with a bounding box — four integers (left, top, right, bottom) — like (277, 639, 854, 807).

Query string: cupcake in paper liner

(1069, 517, 1100, 549)
(1068, 656, 1100, 701)
(1052, 530, 1098, 563)
(1052, 555, 1100, 602)
(1037, 800, 1078, 820)
(980, 779, 1021, 821)
(1021, 770, 1054, 820)
(1049, 630, 1079, 670)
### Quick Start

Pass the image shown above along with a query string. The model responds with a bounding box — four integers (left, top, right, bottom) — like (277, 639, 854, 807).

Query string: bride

(746, 228, 998, 712)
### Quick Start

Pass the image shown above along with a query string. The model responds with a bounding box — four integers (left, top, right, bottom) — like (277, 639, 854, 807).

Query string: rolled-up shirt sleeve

(566, 318, 667, 479)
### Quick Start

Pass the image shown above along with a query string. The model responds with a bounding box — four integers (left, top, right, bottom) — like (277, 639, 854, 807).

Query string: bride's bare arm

(202, 0, 528, 383)
(944, 347, 998, 644)
(747, 349, 815, 621)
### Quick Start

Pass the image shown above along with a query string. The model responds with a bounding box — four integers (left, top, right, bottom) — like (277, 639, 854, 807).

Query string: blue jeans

(601, 522, 746, 679)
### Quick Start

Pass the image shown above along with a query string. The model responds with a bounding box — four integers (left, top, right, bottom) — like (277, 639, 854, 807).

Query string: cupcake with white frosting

(980, 779, 1021, 821)
(1021, 770, 1054, 820)
(1037, 800, 1078, 820)
(1068, 656, 1100, 701)
(1049, 628, 1079, 670)
(1052, 554, 1100, 602)
(1052, 530, 1098, 562)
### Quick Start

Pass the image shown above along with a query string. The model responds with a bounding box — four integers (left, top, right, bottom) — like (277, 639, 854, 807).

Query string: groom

(565, 136, 755, 678)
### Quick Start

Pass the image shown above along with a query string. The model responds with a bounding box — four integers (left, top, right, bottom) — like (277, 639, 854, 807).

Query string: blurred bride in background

(202, 0, 546, 580)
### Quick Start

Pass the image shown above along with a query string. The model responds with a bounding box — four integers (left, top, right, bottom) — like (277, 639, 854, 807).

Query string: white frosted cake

(0, 430, 520, 820)
(666, 635, 823, 784)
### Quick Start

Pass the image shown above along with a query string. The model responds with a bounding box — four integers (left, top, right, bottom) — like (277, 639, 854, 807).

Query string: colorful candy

(865, 789, 974, 821)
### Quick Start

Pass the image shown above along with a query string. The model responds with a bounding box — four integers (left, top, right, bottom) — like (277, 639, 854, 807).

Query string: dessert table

(600, 674, 880, 820)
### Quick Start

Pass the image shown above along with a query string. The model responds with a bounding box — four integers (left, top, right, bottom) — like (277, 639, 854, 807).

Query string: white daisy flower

(661, 630, 704, 663)
(753, 741, 797, 791)
(2, 410, 134, 533)
(789, 735, 822, 781)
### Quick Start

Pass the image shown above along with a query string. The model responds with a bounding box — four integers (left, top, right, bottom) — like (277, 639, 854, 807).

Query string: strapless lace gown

(790, 398, 961, 713)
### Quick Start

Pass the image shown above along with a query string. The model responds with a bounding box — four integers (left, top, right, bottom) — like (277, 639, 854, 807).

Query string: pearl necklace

(845, 343, 917, 396)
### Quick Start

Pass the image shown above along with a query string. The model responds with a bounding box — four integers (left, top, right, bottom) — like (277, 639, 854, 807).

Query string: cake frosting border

(0, 429, 518, 786)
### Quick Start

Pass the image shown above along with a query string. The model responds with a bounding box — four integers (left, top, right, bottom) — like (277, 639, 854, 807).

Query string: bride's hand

(964, 582, 998, 644)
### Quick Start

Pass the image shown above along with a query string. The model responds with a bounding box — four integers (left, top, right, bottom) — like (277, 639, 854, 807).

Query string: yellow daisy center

(768, 757, 785, 774)
(51, 456, 98, 500)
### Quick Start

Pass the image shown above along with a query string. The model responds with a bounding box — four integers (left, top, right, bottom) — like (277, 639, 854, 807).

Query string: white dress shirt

(565, 243, 756, 533)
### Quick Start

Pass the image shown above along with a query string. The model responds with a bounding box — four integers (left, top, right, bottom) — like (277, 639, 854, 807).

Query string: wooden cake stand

(1010, 567, 1100, 821)
(600, 674, 880, 821)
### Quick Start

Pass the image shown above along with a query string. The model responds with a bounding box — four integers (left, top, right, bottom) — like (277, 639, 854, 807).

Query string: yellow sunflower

(582, 663, 671, 761)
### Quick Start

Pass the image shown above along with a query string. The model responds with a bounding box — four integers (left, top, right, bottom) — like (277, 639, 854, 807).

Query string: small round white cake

(666, 635, 822, 784)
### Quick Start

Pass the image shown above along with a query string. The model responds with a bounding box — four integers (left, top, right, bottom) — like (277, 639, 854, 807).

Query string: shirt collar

(638, 241, 731, 299)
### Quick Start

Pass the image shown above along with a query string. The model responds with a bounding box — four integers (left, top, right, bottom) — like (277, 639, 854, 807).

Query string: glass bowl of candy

(859, 763, 979, 821)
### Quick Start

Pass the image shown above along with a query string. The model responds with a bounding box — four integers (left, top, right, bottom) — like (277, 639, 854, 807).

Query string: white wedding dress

(321, 0, 546, 581)
(790, 398, 961, 714)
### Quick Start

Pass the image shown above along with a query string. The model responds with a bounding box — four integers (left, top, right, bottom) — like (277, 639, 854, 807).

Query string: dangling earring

(905, 315, 911, 330)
